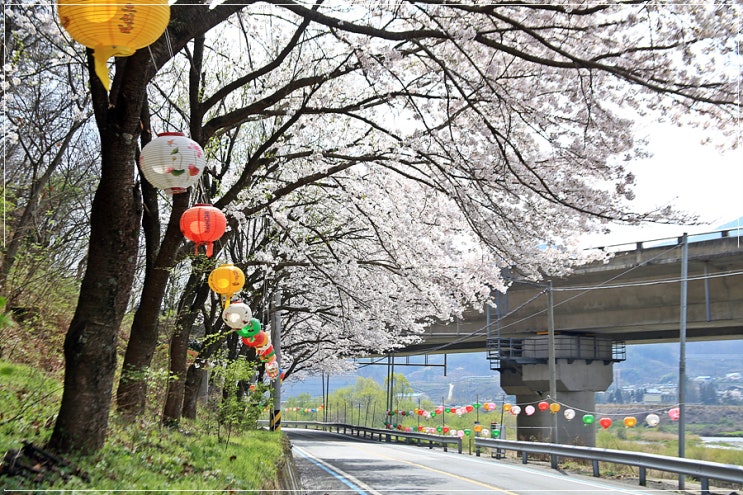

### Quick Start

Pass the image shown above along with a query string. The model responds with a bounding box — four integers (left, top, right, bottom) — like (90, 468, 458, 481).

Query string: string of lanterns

(381, 400, 681, 433)
(138, 130, 279, 381)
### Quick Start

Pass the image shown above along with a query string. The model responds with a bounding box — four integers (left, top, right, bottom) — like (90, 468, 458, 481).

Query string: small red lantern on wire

(180, 204, 226, 257)
(139, 132, 206, 194)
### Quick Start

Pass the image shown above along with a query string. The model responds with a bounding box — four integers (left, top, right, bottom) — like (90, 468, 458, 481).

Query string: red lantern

(140, 132, 206, 194)
(538, 401, 549, 411)
(180, 204, 226, 257)
(599, 417, 613, 429)
(668, 407, 680, 421)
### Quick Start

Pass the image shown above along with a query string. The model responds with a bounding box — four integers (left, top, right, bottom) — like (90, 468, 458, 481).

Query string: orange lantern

(623, 416, 637, 428)
(549, 402, 561, 414)
(180, 204, 226, 257)
(57, 0, 170, 90)
(208, 264, 245, 305)
(140, 132, 206, 194)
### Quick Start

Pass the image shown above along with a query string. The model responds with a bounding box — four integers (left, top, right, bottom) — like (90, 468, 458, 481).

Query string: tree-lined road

(286, 429, 659, 494)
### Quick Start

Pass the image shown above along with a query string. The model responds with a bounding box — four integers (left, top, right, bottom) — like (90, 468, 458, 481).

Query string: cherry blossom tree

(9, 0, 733, 453)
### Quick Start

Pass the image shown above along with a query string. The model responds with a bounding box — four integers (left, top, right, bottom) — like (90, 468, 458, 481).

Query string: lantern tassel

(92, 46, 135, 91)
(92, 50, 112, 91)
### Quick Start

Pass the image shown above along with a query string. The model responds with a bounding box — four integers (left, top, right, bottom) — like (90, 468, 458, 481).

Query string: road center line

(353, 444, 520, 494)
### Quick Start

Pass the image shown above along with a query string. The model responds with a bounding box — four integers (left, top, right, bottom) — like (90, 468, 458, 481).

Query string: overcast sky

(581, 122, 742, 248)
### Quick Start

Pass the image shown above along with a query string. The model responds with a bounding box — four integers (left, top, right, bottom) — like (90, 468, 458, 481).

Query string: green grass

(0, 359, 285, 491)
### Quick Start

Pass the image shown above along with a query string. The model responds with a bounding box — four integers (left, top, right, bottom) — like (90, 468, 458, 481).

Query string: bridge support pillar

(500, 359, 614, 446)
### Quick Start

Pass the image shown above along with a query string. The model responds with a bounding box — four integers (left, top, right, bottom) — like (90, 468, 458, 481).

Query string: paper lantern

(181, 204, 226, 257)
(645, 413, 660, 427)
(582, 414, 595, 425)
(222, 301, 252, 329)
(525, 405, 535, 416)
(236, 318, 262, 338)
(265, 360, 279, 380)
(564, 408, 576, 420)
(57, 0, 170, 90)
(549, 403, 561, 414)
(140, 133, 206, 194)
(208, 264, 245, 303)
(510, 405, 521, 416)
(668, 407, 680, 421)
(623, 416, 637, 428)
(538, 401, 549, 411)
(599, 417, 613, 429)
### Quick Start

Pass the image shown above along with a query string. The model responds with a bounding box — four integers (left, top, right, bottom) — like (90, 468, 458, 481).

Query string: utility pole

(270, 290, 282, 431)
(547, 280, 558, 444)
(678, 233, 688, 490)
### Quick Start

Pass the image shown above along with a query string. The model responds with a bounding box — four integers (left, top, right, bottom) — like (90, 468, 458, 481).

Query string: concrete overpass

(399, 229, 743, 445)
(410, 230, 743, 353)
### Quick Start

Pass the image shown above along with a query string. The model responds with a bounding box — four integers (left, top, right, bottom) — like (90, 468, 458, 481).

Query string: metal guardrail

(280, 420, 463, 454)
(279, 420, 743, 495)
(474, 437, 743, 494)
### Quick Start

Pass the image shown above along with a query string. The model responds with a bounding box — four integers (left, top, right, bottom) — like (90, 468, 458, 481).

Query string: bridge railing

(474, 437, 743, 494)
(280, 420, 743, 494)
(594, 226, 743, 253)
(279, 420, 463, 453)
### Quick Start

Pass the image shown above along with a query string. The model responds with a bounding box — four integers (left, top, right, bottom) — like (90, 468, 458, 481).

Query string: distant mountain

(283, 340, 743, 402)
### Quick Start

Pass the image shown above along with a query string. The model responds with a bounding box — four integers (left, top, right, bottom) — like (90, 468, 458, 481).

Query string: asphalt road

(285, 428, 669, 495)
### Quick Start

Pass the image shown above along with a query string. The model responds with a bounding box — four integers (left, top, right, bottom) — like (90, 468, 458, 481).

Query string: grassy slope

(0, 359, 285, 491)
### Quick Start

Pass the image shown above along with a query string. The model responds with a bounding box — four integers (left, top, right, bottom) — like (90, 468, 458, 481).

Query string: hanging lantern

(181, 204, 226, 257)
(236, 318, 262, 338)
(599, 417, 613, 429)
(623, 416, 637, 428)
(645, 413, 660, 427)
(57, 0, 170, 90)
(208, 264, 245, 304)
(538, 401, 549, 411)
(222, 301, 252, 330)
(564, 408, 576, 421)
(140, 133, 206, 194)
(549, 402, 561, 414)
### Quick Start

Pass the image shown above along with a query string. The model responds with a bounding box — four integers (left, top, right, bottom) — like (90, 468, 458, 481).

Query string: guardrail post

(443, 441, 448, 453)
(592, 460, 600, 477)
(639, 466, 646, 486)
(700, 477, 709, 495)
(550, 454, 557, 469)
(521, 451, 528, 464)
(457, 439, 462, 454)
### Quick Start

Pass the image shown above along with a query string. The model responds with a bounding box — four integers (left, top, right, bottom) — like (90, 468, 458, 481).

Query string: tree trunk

(47, 123, 142, 455)
(163, 279, 211, 424)
(116, 192, 189, 417)
(46, 46, 154, 454)
(182, 364, 206, 419)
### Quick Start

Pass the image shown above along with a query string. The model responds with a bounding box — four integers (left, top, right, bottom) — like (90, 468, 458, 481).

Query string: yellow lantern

(549, 402, 561, 414)
(57, 0, 170, 90)
(208, 264, 245, 307)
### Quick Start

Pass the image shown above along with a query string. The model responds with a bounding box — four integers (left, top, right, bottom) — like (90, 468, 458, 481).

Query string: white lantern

(139, 132, 206, 194)
(222, 301, 253, 329)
